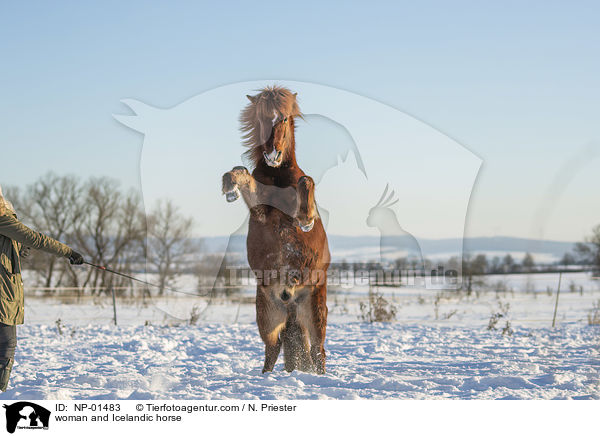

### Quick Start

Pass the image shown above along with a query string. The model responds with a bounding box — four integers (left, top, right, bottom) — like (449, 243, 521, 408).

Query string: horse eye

(284, 117, 288, 123)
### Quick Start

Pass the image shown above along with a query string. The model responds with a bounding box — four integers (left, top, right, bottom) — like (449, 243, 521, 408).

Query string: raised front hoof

(222, 171, 241, 202)
(222, 172, 236, 190)
(299, 219, 315, 232)
(225, 186, 241, 202)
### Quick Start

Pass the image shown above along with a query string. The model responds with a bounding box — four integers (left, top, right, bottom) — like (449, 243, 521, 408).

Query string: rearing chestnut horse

(221, 86, 330, 374)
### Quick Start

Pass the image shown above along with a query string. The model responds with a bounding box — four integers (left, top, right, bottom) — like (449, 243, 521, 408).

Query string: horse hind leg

(281, 325, 298, 372)
(297, 333, 314, 372)
(282, 306, 313, 372)
(263, 339, 282, 373)
(309, 284, 328, 374)
(256, 289, 286, 373)
(282, 324, 313, 373)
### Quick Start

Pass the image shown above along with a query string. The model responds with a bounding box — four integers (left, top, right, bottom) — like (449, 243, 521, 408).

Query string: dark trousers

(0, 323, 17, 360)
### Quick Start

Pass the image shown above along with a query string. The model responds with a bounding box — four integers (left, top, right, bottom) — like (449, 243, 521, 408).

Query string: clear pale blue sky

(1, 1, 599, 241)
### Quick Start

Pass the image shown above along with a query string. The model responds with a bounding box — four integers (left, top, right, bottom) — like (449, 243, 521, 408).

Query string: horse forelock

(240, 86, 302, 167)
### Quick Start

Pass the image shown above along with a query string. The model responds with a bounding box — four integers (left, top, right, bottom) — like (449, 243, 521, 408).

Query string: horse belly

(247, 214, 306, 270)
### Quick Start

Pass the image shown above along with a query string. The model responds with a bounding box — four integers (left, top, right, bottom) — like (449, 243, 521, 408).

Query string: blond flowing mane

(240, 85, 302, 166)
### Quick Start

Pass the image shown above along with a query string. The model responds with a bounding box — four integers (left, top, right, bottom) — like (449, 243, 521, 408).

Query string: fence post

(552, 272, 563, 328)
(111, 287, 118, 326)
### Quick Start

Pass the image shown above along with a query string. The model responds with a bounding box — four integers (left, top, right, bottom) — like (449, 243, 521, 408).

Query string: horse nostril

(281, 290, 290, 301)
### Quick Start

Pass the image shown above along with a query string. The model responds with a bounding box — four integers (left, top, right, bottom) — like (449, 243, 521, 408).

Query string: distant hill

(198, 235, 577, 264)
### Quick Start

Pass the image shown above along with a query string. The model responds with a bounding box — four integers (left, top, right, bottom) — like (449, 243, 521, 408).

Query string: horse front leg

(222, 166, 258, 207)
(295, 175, 318, 232)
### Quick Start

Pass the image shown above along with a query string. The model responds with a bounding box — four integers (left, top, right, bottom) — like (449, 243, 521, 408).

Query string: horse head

(241, 86, 302, 168)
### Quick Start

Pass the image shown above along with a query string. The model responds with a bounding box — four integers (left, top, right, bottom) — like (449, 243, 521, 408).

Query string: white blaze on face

(272, 110, 278, 126)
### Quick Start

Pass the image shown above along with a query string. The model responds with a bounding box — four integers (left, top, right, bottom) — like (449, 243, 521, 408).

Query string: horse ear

(247, 95, 257, 103)
(293, 93, 298, 98)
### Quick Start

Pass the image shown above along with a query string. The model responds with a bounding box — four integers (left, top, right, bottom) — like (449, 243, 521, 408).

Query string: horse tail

(281, 304, 313, 372)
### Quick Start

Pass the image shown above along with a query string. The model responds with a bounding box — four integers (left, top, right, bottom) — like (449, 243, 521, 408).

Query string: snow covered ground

(1, 272, 598, 400)
(3, 323, 598, 400)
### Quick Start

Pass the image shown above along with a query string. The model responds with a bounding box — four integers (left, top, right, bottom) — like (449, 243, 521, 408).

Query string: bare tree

(522, 252, 535, 272)
(72, 178, 146, 294)
(5, 173, 84, 288)
(502, 254, 515, 273)
(560, 252, 576, 266)
(490, 256, 502, 274)
(462, 253, 487, 296)
(7, 174, 199, 297)
(575, 224, 600, 272)
(146, 199, 198, 295)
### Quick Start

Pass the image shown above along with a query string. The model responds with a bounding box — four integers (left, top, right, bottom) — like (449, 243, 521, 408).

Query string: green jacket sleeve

(0, 214, 72, 258)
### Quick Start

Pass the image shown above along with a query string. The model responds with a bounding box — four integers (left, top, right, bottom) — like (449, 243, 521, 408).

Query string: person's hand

(69, 250, 84, 265)
(20, 246, 31, 259)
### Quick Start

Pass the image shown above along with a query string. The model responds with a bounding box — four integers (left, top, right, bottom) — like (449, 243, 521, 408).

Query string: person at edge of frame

(0, 185, 84, 392)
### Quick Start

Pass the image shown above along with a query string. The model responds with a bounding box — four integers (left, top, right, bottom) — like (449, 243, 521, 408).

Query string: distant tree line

(10, 174, 598, 296)
(328, 227, 600, 293)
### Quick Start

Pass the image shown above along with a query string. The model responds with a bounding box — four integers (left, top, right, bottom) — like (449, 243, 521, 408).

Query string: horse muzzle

(263, 150, 283, 167)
